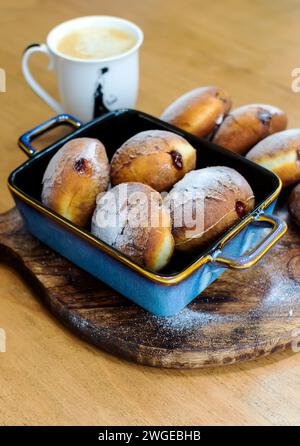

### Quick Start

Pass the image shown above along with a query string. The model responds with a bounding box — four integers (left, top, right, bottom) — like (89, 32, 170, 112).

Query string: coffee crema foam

(56, 26, 136, 59)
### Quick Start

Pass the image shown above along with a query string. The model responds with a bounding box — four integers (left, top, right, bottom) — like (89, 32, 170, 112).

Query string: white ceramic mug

(22, 16, 143, 122)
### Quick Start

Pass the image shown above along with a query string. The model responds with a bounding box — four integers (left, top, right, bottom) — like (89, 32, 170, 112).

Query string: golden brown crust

(289, 183, 300, 226)
(144, 226, 175, 271)
(212, 104, 287, 155)
(160, 86, 232, 137)
(110, 130, 196, 192)
(91, 182, 175, 271)
(246, 129, 300, 187)
(164, 167, 255, 252)
(42, 138, 109, 226)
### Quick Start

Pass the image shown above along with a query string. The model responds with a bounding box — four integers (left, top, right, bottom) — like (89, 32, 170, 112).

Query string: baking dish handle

(211, 213, 287, 270)
(18, 114, 82, 157)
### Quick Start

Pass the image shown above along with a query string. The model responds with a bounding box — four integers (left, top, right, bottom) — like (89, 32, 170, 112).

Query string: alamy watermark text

(0, 68, 6, 92)
(0, 328, 6, 352)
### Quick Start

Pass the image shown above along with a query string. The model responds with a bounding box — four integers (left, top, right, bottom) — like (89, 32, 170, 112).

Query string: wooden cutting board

(0, 202, 300, 368)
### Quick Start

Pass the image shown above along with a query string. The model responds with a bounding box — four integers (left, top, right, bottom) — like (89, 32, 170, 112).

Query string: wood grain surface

(1, 0, 300, 426)
(0, 204, 299, 369)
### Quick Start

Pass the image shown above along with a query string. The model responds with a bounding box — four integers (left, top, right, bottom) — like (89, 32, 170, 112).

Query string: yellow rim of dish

(8, 175, 282, 286)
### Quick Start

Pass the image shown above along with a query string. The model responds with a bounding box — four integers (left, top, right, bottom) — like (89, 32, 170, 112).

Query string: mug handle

(22, 43, 64, 114)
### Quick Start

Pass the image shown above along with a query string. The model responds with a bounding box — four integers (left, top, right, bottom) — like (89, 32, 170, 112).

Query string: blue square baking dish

(8, 109, 287, 316)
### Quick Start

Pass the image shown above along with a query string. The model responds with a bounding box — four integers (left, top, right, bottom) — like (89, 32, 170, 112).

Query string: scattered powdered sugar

(164, 166, 254, 242)
(74, 138, 104, 174)
(42, 138, 107, 196)
(166, 166, 240, 199)
(263, 274, 299, 305)
(150, 262, 299, 333)
(151, 307, 234, 332)
(112, 130, 190, 169)
(121, 129, 181, 146)
(164, 166, 251, 211)
(256, 259, 300, 319)
(247, 128, 300, 157)
(91, 185, 129, 247)
(231, 103, 281, 116)
(67, 311, 91, 331)
(91, 183, 167, 254)
(42, 146, 66, 189)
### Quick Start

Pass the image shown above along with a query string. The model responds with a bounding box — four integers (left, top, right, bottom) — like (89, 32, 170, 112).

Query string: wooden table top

(1, 0, 300, 426)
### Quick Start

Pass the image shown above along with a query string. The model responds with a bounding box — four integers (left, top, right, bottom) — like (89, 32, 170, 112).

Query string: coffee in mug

(56, 26, 137, 60)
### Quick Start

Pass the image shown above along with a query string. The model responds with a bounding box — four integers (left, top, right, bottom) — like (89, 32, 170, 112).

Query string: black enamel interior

(9, 109, 280, 276)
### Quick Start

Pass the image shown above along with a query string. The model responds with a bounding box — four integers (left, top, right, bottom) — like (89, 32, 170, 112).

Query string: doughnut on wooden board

(1, 202, 300, 369)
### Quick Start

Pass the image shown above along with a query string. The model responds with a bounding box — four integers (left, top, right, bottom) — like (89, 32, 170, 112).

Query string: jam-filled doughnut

(110, 130, 196, 192)
(213, 104, 287, 155)
(164, 166, 255, 252)
(91, 182, 174, 271)
(246, 129, 300, 187)
(160, 86, 232, 138)
(42, 137, 109, 226)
